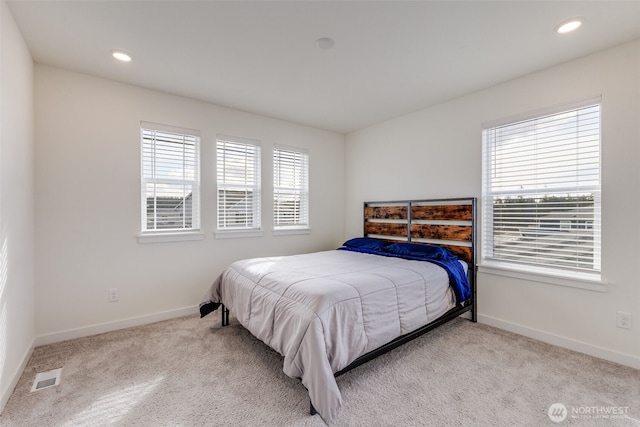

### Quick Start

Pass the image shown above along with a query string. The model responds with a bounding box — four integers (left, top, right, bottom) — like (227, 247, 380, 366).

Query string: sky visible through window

(482, 104, 601, 272)
(142, 128, 199, 231)
(488, 105, 600, 197)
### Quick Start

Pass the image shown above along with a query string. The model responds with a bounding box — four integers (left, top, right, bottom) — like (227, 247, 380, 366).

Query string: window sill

(272, 227, 311, 236)
(137, 232, 205, 244)
(478, 261, 606, 292)
(214, 229, 264, 239)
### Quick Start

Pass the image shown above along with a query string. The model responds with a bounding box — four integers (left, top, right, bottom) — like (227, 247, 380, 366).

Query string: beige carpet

(1, 314, 639, 426)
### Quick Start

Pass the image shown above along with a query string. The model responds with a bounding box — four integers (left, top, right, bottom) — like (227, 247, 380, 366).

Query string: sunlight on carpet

(60, 376, 164, 426)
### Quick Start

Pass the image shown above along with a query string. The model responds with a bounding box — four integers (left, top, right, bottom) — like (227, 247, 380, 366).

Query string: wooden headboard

(363, 197, 476, 265)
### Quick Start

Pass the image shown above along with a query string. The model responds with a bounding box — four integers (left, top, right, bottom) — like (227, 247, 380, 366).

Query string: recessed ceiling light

(555, 18, 583, 34)
(315, 37, 335, 50)
(111, 50, 132, 62)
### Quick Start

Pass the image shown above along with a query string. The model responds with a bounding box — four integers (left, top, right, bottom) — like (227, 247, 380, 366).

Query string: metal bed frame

(219, 197, 477, 416)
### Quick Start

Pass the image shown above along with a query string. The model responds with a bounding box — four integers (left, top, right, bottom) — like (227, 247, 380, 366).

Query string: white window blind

(217, 135, 261, 230)
(273, 147, 309, 228)
(482, 102, 601, 275)
(141, 122, 200, 233)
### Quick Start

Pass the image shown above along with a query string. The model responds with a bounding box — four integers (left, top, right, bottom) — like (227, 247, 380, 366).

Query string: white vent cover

(31, 368, 62, 392)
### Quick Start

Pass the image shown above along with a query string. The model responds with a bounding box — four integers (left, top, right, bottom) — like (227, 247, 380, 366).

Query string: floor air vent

(31, 368, 62, 392)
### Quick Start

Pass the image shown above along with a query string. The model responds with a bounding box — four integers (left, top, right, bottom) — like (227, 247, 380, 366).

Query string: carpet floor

(1, 314, 639, 426)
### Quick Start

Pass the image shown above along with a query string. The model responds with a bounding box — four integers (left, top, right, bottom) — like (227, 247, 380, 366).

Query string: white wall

(34, 65, 345, 339)
(345, 40, 640, 367)
(0, 0, 35, 411)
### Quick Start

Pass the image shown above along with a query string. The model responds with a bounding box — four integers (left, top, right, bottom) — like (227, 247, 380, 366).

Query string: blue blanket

(338, 239, 471, 304)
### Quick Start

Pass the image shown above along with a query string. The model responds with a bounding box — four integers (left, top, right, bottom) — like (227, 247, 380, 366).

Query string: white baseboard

(478, 314, 640, 370)
(34, 305, 199, 347)
(0, 339, 35, 414)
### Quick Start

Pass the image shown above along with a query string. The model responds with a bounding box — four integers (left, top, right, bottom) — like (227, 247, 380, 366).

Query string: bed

(200, 197, 477, 422)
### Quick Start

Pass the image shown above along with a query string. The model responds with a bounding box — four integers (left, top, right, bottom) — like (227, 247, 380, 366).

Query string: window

(273, 147, 309, 229)
(481, 100, 601, 277)
(216, 135, 261, 231)
(141, 122, 200, 234)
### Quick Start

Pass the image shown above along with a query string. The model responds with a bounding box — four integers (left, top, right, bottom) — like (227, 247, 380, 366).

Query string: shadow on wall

(0, 233, 10, 394)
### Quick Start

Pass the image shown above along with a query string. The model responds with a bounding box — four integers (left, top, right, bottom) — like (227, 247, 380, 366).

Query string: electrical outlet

(616, 311, 632, 329)
(108, 288, 119, 302)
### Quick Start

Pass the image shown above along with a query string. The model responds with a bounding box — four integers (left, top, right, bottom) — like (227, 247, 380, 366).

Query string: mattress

(200, 249, 466, 422)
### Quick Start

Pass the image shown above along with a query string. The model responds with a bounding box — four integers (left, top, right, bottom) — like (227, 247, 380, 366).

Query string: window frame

(479, 97, 603, 289)
(215, 134, 262, 238)
(139, 121, 202, 243)
(273, 145, 310, 234)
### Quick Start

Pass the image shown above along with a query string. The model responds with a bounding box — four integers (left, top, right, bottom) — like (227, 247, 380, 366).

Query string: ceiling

(7, 1, 640, 134)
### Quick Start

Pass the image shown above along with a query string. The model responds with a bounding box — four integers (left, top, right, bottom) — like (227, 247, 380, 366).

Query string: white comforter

(201, 249, 457, 422)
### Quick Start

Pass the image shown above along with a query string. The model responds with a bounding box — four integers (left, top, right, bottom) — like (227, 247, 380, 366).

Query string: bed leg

(310, 401, 317, 416)
(471, 290, 478, 323)
(221, 304, 230, 327)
